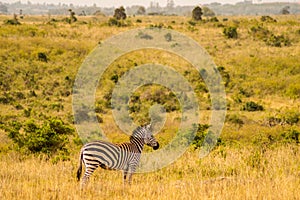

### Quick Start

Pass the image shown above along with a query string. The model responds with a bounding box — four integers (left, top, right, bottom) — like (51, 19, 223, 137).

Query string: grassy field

(1, 145, 299, 199)
(0, 14, 299, 199)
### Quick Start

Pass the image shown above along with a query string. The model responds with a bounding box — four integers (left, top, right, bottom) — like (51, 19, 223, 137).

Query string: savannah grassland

(0, 14, 300, 199)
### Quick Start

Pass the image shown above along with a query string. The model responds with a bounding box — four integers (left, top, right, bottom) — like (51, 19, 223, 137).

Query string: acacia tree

(136, 6, 146, 15)
(281, 6, 290, 15)
(192, 6, 203, 21)
(114, 6, 127, 20)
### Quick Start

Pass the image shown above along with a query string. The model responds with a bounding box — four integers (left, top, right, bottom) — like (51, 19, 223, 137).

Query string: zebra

(76, 124, 159, 188)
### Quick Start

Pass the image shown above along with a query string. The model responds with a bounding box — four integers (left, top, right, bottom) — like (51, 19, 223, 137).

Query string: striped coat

(77, 124, 159, 187)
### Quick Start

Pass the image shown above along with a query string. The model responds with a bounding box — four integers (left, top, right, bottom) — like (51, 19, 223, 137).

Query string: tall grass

(0, 144, 299, 199)
(0, 15, 300, 199)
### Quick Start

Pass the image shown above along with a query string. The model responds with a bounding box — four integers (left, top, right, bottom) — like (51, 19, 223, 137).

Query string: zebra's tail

(77, 148, 83, 181)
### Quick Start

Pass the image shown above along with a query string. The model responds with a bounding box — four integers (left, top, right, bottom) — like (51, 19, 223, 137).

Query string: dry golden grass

(0, 145, 299, 200)
(0, 14, 300, 200)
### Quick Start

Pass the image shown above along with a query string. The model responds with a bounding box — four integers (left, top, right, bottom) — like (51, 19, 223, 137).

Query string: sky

(1, 0, 298, 7)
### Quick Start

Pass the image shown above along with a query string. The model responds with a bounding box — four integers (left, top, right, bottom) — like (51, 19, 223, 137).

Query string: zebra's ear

(146, 123, 152, 130)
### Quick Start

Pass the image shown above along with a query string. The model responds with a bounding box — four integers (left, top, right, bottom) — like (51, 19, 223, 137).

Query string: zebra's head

(131, 124, 159, 150)
(143, 124, 159, 150)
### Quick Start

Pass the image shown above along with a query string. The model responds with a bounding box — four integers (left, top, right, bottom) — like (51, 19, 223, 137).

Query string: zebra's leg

(127, 165, 136, 185)
(123, 170, 128, 181)
(127, 172, 133, 184)
(80, 164, 98, 189)
(123, 166, 129, 185)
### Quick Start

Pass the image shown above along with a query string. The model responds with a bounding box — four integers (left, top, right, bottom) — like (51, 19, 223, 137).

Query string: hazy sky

(1, 0, 297, 7)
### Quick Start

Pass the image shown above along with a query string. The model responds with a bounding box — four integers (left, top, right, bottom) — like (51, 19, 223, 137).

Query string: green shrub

(260, 16, 277, 23)
(164, 33, 172, 42)
(108, 17, 130, 27)
(264, 34, 291, 47)
(108, 17, 121, 26)
(4, 19, 21, 25)
(209, 17, 219, 22)
(280, 129, 299, 144)
(3, 118, 73, 155)
(0, 92, 14, 104)
(226, 114, 244, 127)
(137, 32, 153, 40)
(223, 26, 238, 39)
(38, 52, 48, 62)
(217, 66, 231, 87)
(15, 104, 23, 110)
(241, 101, 264, 112)
(192, 124, 210, 149)
(188, 20, 197, 26)
(249, 25, 291, 47)
(282, 110, 300, 125)
(4, 14, 21, 25)
(149, 23, 165, 29)
(74, 106, 91, 122)
(249, 25, 271, 40)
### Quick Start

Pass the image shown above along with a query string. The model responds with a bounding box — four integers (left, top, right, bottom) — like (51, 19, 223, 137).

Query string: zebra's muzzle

(153, 142, 159, 150)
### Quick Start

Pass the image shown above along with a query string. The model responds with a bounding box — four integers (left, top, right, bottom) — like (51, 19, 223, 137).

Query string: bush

(265, 34, 291, 47)
(249, 25, 291, 47)
(249, 25, 271, 40)
(108, 18, 121, 26)
(280, 129, 299, 144)
(241, 101, 264, 112)
(0, 92, 14, 104)
(4, 19, 21, 25)
(226, 114, 244, 127)
(164, 33, 172, 42)
(260, 16, 277, 23)
(217, 66, 230, 87)
(4, 14, 21, 25)
(38, 52, 48, 62)
(209, 17, 219, 22)
(282, 110, 300, 125)
(108, 18, 129, 27)
(223, 26, 238, 39)
(192, 124, 209, 149)
(188, 20, 197, 26)
(3, 118, 73, 155)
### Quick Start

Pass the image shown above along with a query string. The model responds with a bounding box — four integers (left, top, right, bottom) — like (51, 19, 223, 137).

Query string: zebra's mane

(130, 125, 150, 140)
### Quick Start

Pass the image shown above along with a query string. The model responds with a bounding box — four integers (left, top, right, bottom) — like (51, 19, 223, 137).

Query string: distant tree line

(1, 1, 300, 16)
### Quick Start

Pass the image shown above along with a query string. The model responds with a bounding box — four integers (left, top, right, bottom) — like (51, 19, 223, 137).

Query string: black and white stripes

(77, 124, 159, 188)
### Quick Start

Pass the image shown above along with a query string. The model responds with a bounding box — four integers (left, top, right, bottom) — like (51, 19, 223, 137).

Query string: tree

(202, 6, 215, 17)
(192, 6, 203, 21)
(281, 6, 290, 15)
(136, 6, 146, 15)
(114, 6, 127, 20)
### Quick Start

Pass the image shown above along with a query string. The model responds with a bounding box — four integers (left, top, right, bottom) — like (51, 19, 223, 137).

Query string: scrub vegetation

(0, 14, 299, 199)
